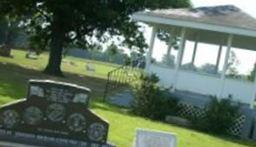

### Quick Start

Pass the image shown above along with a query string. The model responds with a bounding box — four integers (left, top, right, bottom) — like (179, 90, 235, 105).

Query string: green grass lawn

(0, 50, 118, 79)
(0, 49, 255, 147)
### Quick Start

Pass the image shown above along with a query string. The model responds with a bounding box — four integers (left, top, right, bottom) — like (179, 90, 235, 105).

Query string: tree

(200, 63, 217, 74)
(105, 43, 129, 64)
(0, 16, 20, 57)
(226, 51, 240, 78)
(248, 63, 256, 81)
(157, 28, 180, 50)
(105, 43, 119, 62)
(0, 0, 190, 76)
(162, 54, 175, 66)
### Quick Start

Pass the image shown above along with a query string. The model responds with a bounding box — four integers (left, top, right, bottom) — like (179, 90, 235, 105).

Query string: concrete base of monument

(0, 132, 115, 147)
(0, 141, 40, 147)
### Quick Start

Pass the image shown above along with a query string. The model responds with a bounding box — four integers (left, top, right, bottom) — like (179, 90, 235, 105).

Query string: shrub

(131, 74, 179, 120)
(191, 97, 240, 135)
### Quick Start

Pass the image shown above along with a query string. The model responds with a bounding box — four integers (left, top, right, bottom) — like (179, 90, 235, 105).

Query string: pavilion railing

(103, 61, 143, 101)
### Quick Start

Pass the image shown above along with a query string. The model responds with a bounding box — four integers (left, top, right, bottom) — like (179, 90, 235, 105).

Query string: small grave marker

(135, 129, 177, 147)
(86, 63, 96, 72)
(25, 51, 38, 60)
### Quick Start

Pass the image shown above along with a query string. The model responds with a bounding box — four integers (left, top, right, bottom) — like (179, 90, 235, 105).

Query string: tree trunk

(44, 14, 65, 76)
(0, 45, 11, 57)
(44, 40, 63, 76)
(0, 31, 11, 57)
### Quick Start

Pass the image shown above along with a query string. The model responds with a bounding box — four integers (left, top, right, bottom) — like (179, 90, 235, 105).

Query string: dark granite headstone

(0, 79, 114, 147)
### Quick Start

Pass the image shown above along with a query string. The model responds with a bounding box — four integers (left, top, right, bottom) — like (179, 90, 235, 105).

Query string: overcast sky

(148, 0, 256, 75)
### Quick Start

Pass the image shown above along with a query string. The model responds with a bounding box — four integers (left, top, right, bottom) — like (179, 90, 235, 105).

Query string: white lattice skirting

(177, 103, 246, 137)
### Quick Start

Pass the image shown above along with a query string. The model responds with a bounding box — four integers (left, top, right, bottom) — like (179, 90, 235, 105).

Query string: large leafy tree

(0, 0, 190, 76)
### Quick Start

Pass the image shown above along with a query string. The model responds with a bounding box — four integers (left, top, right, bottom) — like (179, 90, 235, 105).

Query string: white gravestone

(135, 129, 177, 147)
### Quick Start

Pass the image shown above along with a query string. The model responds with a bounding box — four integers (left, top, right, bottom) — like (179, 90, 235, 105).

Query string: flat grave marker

(135, 129, 177, 147)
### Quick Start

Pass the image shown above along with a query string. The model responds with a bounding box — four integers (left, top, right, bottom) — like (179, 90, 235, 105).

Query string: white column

(167, 39, 173, 57)
(145, 27, 157, 71)
(172, 27, 186, 90)
(175, 28, 186, 70)
(251, 79, 256, 109)
(221, 35, 233, 80)
(166, 30, 175, 60)
(251, 64, 256, 109)
(215, 45, 223, 72)
(191, 40, 198, 65)
(219, 34, 233, 98)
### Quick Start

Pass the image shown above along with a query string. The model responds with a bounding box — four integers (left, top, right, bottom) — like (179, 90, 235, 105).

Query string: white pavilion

(132, 5, 256, 108)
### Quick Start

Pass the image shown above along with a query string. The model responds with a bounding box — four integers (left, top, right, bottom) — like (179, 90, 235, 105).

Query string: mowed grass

(0, 49, 256, 147)
(93, 103, 256, 147)
(0, 49, 118, 79)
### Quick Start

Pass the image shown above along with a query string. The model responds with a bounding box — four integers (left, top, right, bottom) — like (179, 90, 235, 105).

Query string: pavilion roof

(136, 5, 256, 31)
(132, 5, 256, 50)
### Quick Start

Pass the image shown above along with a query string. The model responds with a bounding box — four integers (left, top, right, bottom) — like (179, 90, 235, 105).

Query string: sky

(146, 0, 256, 75)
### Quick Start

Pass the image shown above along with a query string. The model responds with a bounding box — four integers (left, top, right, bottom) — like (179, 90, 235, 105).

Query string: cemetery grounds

(0, 49, 255, 147)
